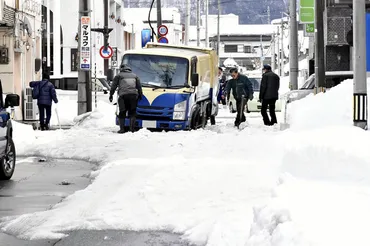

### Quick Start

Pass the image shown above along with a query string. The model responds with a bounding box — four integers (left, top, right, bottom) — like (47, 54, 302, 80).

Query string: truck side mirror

(107, 69, 114, 81)
(191, 73, 199, 87)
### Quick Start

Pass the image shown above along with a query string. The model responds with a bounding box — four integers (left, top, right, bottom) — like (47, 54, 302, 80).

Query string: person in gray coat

(109, 64, 143, 133)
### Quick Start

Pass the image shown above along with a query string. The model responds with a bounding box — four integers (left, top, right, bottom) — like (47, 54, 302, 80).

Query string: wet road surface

(0, 157, 196, 246)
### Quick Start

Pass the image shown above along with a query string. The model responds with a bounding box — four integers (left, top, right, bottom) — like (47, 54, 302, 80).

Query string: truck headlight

(173, 100, 187, 120)
(174, 100, 187, 111)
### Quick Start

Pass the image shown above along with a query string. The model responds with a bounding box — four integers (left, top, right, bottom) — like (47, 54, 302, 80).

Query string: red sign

(158, 25, 168, 36)
(99, 46, 113, 59)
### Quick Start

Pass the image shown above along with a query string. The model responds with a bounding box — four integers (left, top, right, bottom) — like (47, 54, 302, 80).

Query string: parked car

(282, 71, 354, 104)
(0, 80, 20, 180)
(228, 76, 282, 113)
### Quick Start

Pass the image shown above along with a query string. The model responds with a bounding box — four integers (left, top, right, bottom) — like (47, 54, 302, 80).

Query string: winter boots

(129, 117, 136, 133)
(117, 118, 126, 134)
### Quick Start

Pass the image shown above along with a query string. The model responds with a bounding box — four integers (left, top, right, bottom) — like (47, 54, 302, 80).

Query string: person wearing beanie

(109, 64, 143, 133)
(259, 64, 280, 126)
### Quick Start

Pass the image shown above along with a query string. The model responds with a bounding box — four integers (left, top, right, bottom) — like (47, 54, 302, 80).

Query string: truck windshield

(122, 54, 189, 88)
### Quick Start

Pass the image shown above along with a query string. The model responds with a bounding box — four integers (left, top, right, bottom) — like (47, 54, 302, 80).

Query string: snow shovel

(55, 106, 62, 130)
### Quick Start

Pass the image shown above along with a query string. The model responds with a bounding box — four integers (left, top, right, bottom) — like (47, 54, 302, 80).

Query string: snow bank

(287, 79, 354, 130)
(73, 101, 116, 130)
(246, 79, 370, 246)
(12, 121, 36, 154)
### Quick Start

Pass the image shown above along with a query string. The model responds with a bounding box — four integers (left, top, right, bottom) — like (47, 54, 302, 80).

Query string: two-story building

(0, 0, 43, 121)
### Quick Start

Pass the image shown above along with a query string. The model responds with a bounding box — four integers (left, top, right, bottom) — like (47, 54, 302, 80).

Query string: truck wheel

(190, 106, 201, 130)
(210, 115, 216, 125)
(0, 138, 16, 180)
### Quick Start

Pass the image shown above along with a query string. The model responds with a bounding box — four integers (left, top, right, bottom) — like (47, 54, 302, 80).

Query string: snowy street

(1, 80, 370, 245)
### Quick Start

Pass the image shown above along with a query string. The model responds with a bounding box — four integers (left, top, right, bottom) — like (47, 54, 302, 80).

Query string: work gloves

(109, 95, 113, 102)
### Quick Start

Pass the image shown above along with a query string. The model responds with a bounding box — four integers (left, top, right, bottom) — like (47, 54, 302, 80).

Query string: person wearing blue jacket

(217, 67, 226, 105)
(29, 72, 58, 130)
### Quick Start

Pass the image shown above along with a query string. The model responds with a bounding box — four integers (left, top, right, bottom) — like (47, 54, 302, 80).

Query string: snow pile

(12, 121, 36, 153)
(73, 101, 116, 129)
(247, 126, 370, 246)
(286, 79, 353, 130)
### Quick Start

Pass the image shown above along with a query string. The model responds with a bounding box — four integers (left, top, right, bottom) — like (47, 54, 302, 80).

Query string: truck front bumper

(116, 117, 189, 130)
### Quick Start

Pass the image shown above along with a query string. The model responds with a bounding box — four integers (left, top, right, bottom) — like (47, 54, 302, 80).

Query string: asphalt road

(0, 157, 196, 246)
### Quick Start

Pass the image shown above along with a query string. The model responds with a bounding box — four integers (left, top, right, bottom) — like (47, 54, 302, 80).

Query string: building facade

(42, 0, 125, 90)
(189, 14, 276, 70)
(122, 7, 183, 49)
(0, 0, 42, 121)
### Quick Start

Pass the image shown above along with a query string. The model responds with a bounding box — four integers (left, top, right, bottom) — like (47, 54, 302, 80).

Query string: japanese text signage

(299, 0, 315, 23)
(80, 16, 91, 70)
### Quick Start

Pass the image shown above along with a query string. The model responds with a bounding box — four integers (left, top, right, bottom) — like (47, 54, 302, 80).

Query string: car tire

(190, 106, 201, 130)
(0, 137, 16, 180)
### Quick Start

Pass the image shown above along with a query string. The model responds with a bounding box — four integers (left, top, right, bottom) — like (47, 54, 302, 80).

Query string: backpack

(32, 81, 47, 99)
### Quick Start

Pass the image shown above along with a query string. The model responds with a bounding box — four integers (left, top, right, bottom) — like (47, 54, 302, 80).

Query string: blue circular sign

(158, 37, 168, 43)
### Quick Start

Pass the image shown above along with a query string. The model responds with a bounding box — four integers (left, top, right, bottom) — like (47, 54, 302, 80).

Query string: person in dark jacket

(225, 68, 254, 127)
(29, 72, 58, 131)
(259, 64, 280, 126)
(109, 64, 143, 134)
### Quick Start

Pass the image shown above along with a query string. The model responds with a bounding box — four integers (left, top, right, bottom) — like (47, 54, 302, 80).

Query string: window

(122, 54, 189, 88)
(70, 48, 78, 72)
(224, 45, 237, 53)
(244, 46, 252, 53)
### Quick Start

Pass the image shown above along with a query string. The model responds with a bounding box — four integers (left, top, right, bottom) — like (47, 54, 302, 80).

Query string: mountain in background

(123, 0, 289, 25)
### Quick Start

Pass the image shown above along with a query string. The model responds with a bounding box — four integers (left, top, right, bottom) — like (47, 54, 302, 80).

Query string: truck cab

(112, 43, 219, 131)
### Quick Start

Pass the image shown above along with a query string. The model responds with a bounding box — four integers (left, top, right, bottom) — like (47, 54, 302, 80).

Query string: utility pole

(280, 13, 284, 76)
(267, 6, 270, 24)
(260, 34, 264, 69)
(289, 0, 298, 90)
(91, 0, 113, 75)
(271, 32, 275, 71)
(314, 0, 325, 93)
(157, 0, 162, 27)
(46, 0, 50, 70)
(103, 0, 109, 76)
(205, 0, 209, 47)
(353, 0, 368, 129)
(196, 0, 200, 46)
(77, 0, 92, 114)
(277, 27, 280, 75)
(185, 0, 190, 45)
(217, 0, 221, 56)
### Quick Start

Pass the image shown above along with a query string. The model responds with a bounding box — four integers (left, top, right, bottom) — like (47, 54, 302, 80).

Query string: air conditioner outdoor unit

(327, 0, 370, 6)
(23, 87, 38, 121)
